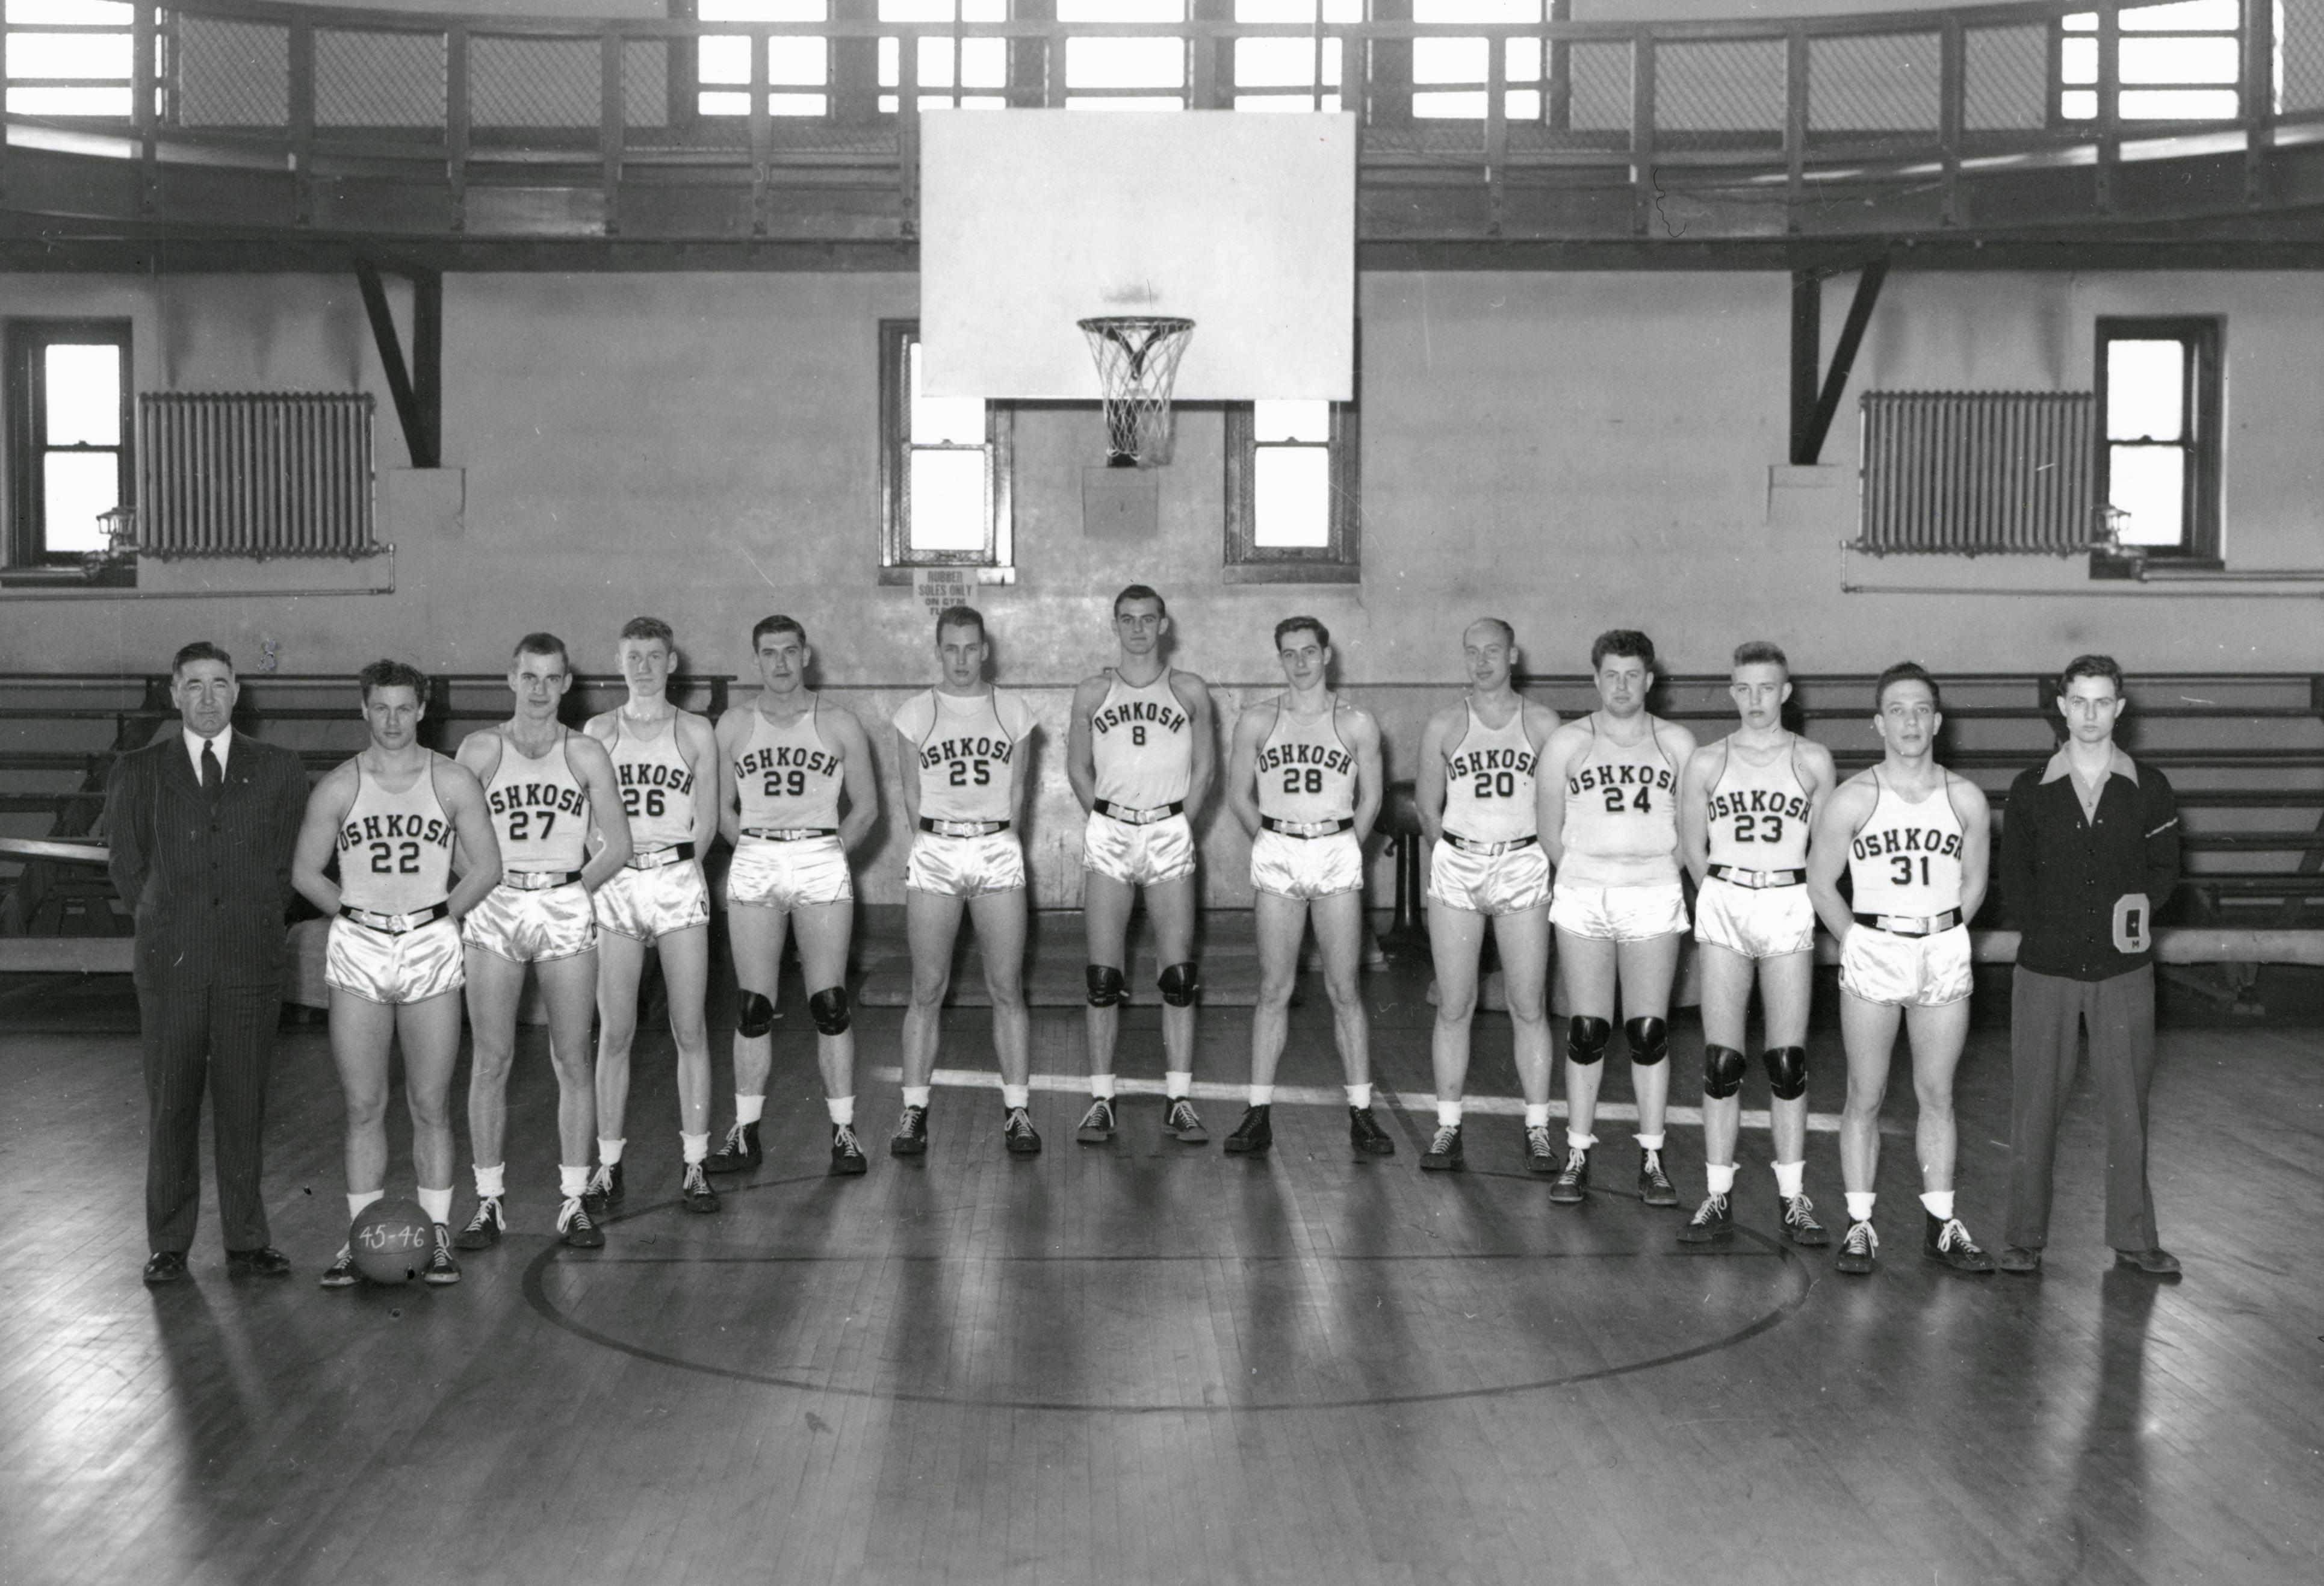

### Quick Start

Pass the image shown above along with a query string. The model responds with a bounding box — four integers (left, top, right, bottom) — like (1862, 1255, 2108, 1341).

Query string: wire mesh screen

(1654, 40, 1785, 143)
(1811, 33, 1939, 134)
(169, 16, 287, 128)
(2283, 0, 2324, 114)
(473, 35, 596, 128)
(1963, 25, 2049, 132)
(316, 28, 445, 128)
(1566, 41, 1630, 133)
(622, 38, 669, 130)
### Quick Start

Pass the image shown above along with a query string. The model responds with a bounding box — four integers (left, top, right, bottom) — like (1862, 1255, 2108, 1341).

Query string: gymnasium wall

(4, 264, 2322, 901)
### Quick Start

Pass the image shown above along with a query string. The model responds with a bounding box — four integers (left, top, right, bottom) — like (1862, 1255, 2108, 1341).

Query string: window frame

(5, 318, 134, 570)
(1223, 390, 1360, 585)
(2092, 314, 2223, 568)
(687, 0, 835, 122)
(878, 318, 1014, 583)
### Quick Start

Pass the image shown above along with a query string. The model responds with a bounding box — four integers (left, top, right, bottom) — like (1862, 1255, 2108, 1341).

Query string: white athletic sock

(1705, 1163, 1737, 1197)
(473, 1163, 506, 1199)
(1248, 1084, 1274, 1107)
(1090, 1074, 1117, 1101)
(1920, 1189, 1955, 1221)
(735, 1094, 766, 1126)
(1436, 1100, 1462, 1127)
(1525, 1103, 1552, 1129)
(1635, 1132, 1666, 1153)
(597, 1137, 625, 1167)
(417, 1186, 453, 1227)
(559, 1163, 589, 1199)
(826, 1096, 855, 1127)
(1001, 1084, 1030, 1111)
(347, 1188, 385, 1224)
(1165, 1071, 1192, 1100)
(1773, 1160, 1806, 1199)
(1566, 1131, 1597, 1154)
(1346, 1083, 1372, 1111)
(681, 1131, 710, 1165)
(1845, 1191, 1877, 1224)
(903, 1085, 931, 1109)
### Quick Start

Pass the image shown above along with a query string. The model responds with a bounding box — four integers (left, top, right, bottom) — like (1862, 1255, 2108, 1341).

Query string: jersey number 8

(368, 840, 421, 875)
(1602, 784, 1652, 814)
(622, 787, 667, 819)
(1282, 767, 1324, 796)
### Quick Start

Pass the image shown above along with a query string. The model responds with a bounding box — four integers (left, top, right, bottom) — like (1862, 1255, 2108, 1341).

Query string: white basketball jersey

(897, 688, 1032, 823)
(1256, 698, 1357, 823)
(1705, 736, 1814, 870)
(337, 756, 456, 913)
(1091, 669, 1194, 808)
(483, 729, 589, 873)
(1847, 770, 1965, 915)
(734, 699, 844, 831)
(607, 711, 699, 848)
(1558, 714, 1681, 885)
(1440, 699, 1538, 844)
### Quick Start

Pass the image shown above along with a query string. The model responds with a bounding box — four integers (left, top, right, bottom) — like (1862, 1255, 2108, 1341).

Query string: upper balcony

(6, 0, 2324, 269)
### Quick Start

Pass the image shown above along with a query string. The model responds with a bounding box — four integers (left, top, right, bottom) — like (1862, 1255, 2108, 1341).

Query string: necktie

(200, 739, 222, 799)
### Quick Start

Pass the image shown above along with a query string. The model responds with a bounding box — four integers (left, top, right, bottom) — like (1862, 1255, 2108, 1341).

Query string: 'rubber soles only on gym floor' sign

(913, 567, 975, 619)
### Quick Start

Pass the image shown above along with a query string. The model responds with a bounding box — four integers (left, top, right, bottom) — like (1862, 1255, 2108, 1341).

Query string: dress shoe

(1998, 1245, 2042, 1275)
(2115, 1247, 2181, 1277)
(143, 1251, 190, 1285)
(226, 1246, 293, 1278)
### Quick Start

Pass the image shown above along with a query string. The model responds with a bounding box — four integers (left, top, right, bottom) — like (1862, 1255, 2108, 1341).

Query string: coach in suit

(1997, 654, 2181, 1279)
(106, 641, 309, 1284)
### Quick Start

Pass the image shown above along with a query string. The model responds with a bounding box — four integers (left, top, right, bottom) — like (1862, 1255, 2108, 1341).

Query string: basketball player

(1067, 585, 1216, 1145)
(707, 615, 878, 1177)
(1222, 616, 1393, 1157)
(1414, 618, 1560, 1172)
(1675, 642, 1836, 1246)
(892, 606, 1040, 1156)
(1540, 630, 1697, 1206)
(291, 661, 500, 1288)
(453, 633, 631, 1251)
(1806, 661, 1996, 1276)
(583, 618, 721, 1216)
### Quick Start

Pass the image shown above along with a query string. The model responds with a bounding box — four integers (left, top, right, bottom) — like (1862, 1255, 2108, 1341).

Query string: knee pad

(1566, 1015, 1611, 1067)
(1703, 1042, 1748, 1100)
(1763, 1044, 1808, 1101)
(1625, 1016, 1670, 1067)
(1157, 961, 1200, 1006)
(1085, 964, 1127, 1008)
(736, 990, 776, 1039)
(808, 985, 851, 1036)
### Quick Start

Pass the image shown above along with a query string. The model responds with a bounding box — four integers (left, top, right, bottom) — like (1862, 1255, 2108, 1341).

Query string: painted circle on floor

(523, 1156, 1815, 1412)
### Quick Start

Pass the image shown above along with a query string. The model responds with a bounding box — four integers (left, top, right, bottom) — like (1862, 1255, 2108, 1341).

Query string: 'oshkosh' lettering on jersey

(1705, 735, 1815, 871)
(1256, 698, 1359, 824)
(483, 729, 590, 872)
(1092, 670, 1194, 809)
(736, 699, 845, 831)
(1849, 824, 1962, 862)
(607, 711, 700, 847)
(488, 781, 587, 820)
(1709, 786, 1812, 825)
(1442, 699, 1538, 844)
(918, 734, 1017, 773)
(1555, 713, 1682, 888)
(339, 808, 454, 853)
(1846, 770, 1966, 917)
(1567, 761, 1678, 798)
(1256, 739, 1356, 778)
(1094, 698, 1188, 737)
(736, 743, 841, 781)
(336, 755, 457, 915)
(1448, 745, 1537, 781)
(896, 687, 1033, 825)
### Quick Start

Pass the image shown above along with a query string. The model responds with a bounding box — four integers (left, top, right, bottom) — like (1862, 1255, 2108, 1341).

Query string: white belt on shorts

(1444, 831, 1536, 857)
(338, 901, 450, 934)
(918, 817, 1009, 838)
(742, 826, 837, 842)
(1262, 816, 1354, 839)
(1095, 799, 1184, 826)
(502, 869, 583, 890)
(1855, 909, 1962, 937)
(1710, 863, 1806, 889)
(625, 842, 696, 870)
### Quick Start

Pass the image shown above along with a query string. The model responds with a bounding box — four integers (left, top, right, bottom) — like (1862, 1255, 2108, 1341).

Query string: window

(1061, 0, 1185, 111)
(698, 0, 829, 119)
(2060, 2, 2245, 123)
(879, 321, 1012, 578)
(3, 0, 140, 119)
(1224, 396, 1359, 583)
(879, 0, 1008, 113)
(1233, 0, 1360, 114)
(5, 320, 131, 568)
(2095, 317, 2221, 562)
(1412, 0, 1547, 121)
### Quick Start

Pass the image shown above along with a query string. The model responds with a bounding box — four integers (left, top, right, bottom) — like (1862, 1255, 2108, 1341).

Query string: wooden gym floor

(1, 930, 2319, 1586)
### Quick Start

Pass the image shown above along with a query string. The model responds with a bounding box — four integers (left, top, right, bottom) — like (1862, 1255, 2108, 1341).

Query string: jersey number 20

(1473, 770, 1516, 799)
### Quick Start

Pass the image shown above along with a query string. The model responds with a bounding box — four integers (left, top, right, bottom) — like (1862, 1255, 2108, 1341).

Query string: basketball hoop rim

(1077, 315, 1195, 335)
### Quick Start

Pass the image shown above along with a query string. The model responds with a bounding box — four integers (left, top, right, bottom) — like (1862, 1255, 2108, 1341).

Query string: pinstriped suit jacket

(104, 734, 308, 988)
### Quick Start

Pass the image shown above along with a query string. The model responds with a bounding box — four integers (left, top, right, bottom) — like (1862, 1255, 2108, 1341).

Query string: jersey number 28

(1282, 767, 1324, 796)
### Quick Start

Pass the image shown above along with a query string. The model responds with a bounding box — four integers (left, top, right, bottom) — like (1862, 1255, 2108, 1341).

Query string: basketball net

(1078, 316, 1194, 468)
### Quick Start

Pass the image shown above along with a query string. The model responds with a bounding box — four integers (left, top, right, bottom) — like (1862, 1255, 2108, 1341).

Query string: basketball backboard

(917, 110, 1356, 403)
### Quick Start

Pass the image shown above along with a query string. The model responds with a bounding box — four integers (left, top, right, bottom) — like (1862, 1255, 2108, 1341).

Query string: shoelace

(1525, 1126, 1555, 1156)
(1641, 1150, 1671, 1185)
(1561, 1150, 1588, 1177)
(1168, 1099, 1199, 1127)
(1845, 1221, 1880, 1254)
(427, 1234, 455, 1267)
(1785, 1194, 1821, 1227)
(1938, 1217, 1980, 1253)
(465, 1195, 502, 1231)
(1005, 1107, 1036, 1138)
(586, 1163, 615, 1197)
(897, 1105, 926, 1133)
(1080, 1100, 1113, 1126)
(833, 1124, 862, 1154)
(684, 1163, 712, 1195)
(719, 1121, 749, 1154)
(1690, 1194, 1729, 1224)
(1428, 1126, 1460, 1154)
(556, 1195, 591, 1232)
